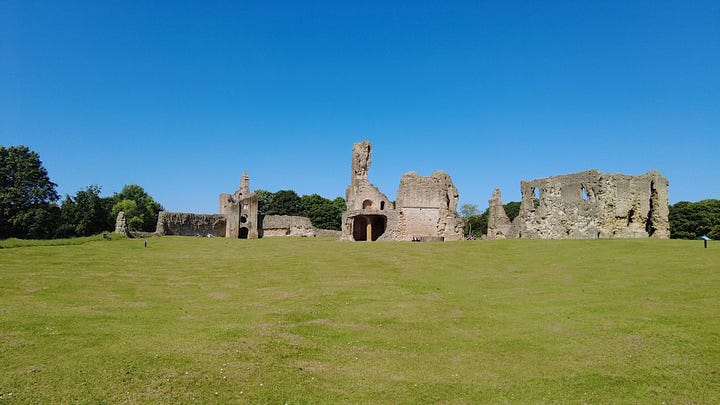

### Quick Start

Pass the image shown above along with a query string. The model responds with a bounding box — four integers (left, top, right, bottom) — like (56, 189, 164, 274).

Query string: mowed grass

(1, 237, 718, 403)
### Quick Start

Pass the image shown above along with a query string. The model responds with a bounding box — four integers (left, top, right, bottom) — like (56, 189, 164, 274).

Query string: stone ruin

(152, 172, 318, 238)
(486, 169, 669, 239)
(341, 140, 464, 241)
(485, 188, 511, 240)
(260, 215, 316, 238)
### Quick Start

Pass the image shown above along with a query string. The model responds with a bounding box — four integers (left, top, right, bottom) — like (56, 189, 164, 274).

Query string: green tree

(264, 190, 301, 216)
(300, 194, 345, 230)
(460, 203, 479, 236)
(59, 185, 114, 237)
(0, 146, 60, 239)
(669, 199, 720, 239)
(255, 189, 273, 215)
(111, 185, 163, 232)
(504, 201, 521, 222)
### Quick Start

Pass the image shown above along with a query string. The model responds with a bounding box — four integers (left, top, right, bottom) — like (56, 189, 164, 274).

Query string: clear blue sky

(2, 1, 718, 213)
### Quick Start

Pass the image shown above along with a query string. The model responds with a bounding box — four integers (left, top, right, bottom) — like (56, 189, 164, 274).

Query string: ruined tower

(219, 172, 259, 239)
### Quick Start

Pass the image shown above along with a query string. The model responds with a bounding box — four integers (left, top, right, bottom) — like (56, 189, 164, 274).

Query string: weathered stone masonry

(341, 140, 464, 241)
(486, 169, 669, 239)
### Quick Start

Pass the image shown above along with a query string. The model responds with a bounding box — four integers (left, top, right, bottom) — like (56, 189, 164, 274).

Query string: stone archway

(352, 215, 387, 241)
(239, 227, 249, 239)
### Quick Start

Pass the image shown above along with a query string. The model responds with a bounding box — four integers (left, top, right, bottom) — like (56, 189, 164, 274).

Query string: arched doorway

(352, 215, 386, 241)
(239, 227, 249, 239)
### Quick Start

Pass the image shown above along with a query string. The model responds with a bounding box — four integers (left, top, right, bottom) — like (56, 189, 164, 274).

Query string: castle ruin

(341, 140, 464, 241)
(486, 169, 669, 239)
(153, 172, 316, 238)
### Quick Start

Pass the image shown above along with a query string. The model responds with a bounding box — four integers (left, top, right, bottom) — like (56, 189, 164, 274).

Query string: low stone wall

(260, 215, 316, 237)
(155, 212, 227, 237)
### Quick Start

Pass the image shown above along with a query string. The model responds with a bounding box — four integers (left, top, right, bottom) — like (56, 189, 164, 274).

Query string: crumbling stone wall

(155, 212, 226, 237)
(485, 188, 511, 239)
(114, 211, 131, 237)
(341, 140, 463, 241)
(260, 215, 316, 237)
(506, 169, 669, 239)
(396, 171, 464, 241)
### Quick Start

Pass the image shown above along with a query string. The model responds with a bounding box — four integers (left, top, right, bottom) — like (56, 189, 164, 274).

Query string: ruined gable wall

(155, 212, 226, 237)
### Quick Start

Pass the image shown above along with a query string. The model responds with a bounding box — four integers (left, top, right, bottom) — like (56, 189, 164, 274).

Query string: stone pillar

(366, 222, 372, 241)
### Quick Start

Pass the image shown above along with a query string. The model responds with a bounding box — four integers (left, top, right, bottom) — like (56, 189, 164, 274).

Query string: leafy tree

(300, 194, 345, 230)
(460, 203, 479, 236)
(0, 146, 60, 239)
(255, 189, 273, 215)
(504, 201, 521, 222)
(669, 199, 720, 240)
(466, 213, 488, 238)
(460, 204, 478, 218)
(111, 185, 163, 232)
(59, 185, 114, 237)
(264, 190, 301, 216)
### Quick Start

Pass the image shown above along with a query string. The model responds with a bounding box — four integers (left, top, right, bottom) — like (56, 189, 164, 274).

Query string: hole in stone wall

(380, 201, 385, 210)
(239, 228, 249, 239)
(240, 216, 247, 223)
(581, 186, 589, 201)
(362, 199, 373, 209)
(533, 187, 540, 200)
(627, 209, 635, 226)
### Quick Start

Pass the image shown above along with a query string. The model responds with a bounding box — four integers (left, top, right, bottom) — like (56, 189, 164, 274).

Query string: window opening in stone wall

(240, 215, 247, 223)
(380, 201, 385, 210)
(581, 186, 589, 201)
(362, 199, 373, 209)
(627, 209, 635, 226)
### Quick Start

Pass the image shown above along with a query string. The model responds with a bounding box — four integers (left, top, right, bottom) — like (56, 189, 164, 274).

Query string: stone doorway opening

(352, 215, 387, 241)
(239, 227, 249, 239)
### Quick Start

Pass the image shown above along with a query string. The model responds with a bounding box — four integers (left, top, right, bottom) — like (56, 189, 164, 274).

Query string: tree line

(2, 145, 717, 240)
(1, 145, 163, 239)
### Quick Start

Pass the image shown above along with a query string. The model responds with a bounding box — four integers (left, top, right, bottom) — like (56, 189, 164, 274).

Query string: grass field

(1, 236, 719, 403)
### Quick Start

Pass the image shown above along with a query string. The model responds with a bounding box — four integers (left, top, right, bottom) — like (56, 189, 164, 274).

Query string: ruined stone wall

(260, 215, 316, 237)
(485, 188, 511, 239)
(341, 140, 463, 242)
(155, 212, 227, 237)
(345, 140, 393, 212)
(509, 169, 669, 239)
(396, 171, 464, 241)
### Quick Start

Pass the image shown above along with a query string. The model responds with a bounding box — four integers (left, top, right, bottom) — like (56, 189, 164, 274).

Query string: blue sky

(2, 1, 718, 213)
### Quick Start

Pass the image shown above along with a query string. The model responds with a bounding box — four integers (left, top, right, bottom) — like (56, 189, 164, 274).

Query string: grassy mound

(1, 237, 718, 403)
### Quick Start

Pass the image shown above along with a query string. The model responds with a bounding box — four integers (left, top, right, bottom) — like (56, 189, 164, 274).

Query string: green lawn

(1, 237, 718, 403)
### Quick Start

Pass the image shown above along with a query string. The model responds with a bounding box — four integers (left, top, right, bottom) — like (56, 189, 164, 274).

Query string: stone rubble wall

(260, 215, 317, 237)
(508, 169, 669, 239)
(155, 212, 227, 237)
(485, 188, 512, 239)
